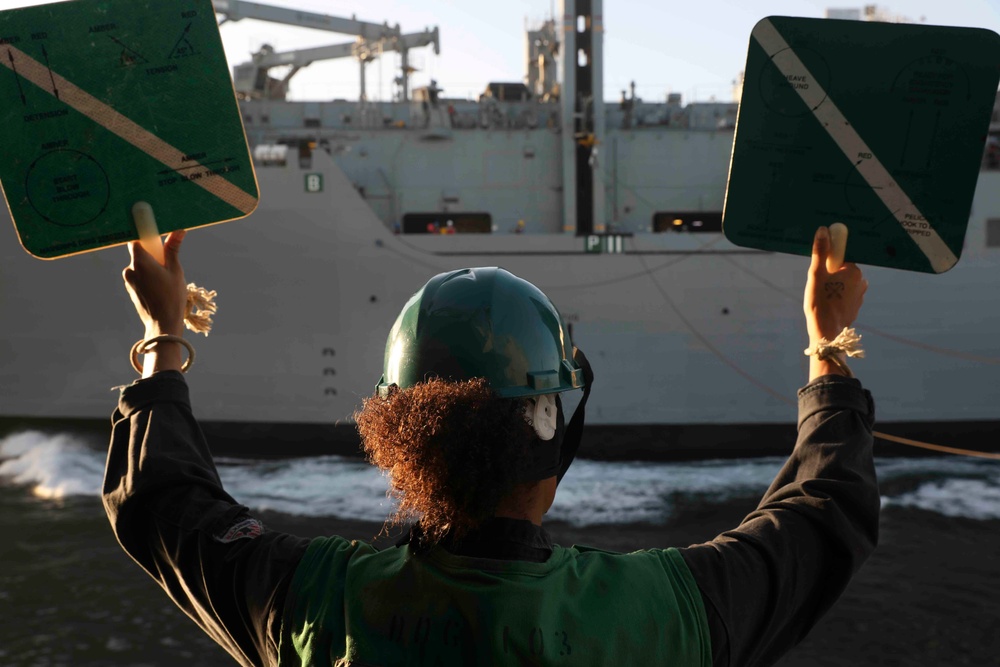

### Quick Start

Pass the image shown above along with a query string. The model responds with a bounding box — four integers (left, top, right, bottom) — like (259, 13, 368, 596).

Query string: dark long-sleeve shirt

(103, 371, 877, 666)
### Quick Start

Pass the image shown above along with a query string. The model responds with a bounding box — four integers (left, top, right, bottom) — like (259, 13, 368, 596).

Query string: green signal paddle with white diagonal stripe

(723, 16, 1000, 274)
(0, 0, 258, 259)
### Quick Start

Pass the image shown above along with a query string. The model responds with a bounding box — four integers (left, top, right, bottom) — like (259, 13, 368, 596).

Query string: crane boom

(251, 28, 440, 69)
(212, 0, 399, 40)
(218, 0, 439, 103)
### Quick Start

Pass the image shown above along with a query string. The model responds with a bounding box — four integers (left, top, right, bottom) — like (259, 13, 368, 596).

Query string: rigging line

(542, 235, 726, 292)
(629, 237, 793, 404)
(380, 222, 716, 289)
(377, 237, 450, 273)
(382, 219, 999, 459)
(854, 325, 1000, 366)
(640, 250, 1000, 459)
(614, 180, 659, 213)
(718, 253, 798, 300)
(370, 135, 446, 269)
(383, 233, 718, 293)
(873, 431, 1000, 461)
(718, 253, 1000, 366)
(712, 257, 1000, 458)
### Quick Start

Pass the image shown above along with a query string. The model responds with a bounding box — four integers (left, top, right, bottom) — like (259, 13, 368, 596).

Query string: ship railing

(401, 97, 561, 132)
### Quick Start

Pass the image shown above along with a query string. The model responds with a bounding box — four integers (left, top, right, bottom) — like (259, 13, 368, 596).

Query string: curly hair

(355, 378, 536, 544)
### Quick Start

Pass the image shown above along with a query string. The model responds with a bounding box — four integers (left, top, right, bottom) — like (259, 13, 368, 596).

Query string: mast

(560, 1, 577, 234)
(591, 0, 606, 233)
(559, 0, 604, 235)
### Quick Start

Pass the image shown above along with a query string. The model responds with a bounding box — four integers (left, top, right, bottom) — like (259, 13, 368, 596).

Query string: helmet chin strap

(557, 347, 594, 484)
(517, 347, 592, 484)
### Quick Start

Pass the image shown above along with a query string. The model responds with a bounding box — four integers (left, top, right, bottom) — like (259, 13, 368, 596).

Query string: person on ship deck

(104, 224, 875, 666)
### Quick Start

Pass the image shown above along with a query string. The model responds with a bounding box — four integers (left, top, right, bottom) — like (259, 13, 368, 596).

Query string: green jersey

(279, 537, 711, 666)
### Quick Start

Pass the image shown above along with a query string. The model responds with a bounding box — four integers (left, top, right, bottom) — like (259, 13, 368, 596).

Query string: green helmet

(377, 267, 585, 398)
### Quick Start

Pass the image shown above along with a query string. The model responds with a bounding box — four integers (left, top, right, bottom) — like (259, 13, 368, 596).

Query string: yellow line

(874, 430, 1000, 460)
(1, 44, 257, 215)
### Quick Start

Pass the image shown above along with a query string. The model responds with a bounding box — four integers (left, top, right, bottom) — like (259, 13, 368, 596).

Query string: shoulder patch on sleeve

(214, 517, 264, 543)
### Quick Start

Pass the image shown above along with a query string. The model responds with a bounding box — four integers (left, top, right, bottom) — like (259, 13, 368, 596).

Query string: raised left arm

(104, 371, 310, 666)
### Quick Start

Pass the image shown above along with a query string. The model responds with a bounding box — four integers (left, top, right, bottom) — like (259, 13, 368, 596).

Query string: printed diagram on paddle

(107, 20, 198, 66)
(26, 148, 109, 228)
(724, 17, 1000, 273)
(0, 0, 257, 259)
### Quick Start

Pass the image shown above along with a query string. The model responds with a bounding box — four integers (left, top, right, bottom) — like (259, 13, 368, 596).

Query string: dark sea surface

(2, 429, 999, 666)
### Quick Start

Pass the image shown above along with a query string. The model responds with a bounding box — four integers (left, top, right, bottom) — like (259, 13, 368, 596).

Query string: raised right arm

(680, 226, 877, 666)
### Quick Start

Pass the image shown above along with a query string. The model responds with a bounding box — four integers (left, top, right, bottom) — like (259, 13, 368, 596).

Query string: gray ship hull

(2, 140, 998, 457)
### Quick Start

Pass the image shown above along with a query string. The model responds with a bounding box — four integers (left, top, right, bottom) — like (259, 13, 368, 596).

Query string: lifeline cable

(873, 432, 1000, 460)
(719, 253, 1000, 366)
(629, 236, 791, 403)
(628, 238, 1000, 461)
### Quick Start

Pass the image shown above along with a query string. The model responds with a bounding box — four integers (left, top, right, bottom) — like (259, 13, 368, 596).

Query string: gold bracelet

(130, 335, 195, 374)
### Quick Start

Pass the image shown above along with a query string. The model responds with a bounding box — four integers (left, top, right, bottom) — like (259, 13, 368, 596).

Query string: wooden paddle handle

(827, 222, 848, 272)
(132, 201, 166, 266)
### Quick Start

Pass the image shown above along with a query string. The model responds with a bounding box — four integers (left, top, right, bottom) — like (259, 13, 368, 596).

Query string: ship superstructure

(1, 1, 997, 456)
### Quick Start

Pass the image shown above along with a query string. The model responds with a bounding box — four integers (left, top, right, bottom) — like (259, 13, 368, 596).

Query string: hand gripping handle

(131, 201, 166, 266)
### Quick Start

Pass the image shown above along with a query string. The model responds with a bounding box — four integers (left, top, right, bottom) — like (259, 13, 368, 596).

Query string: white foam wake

(883, 479, 1000, 520)
(216, 456, 395, 521)
(0, 431, 105, 499)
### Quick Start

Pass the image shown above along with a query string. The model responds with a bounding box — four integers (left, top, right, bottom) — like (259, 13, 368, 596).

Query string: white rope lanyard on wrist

(801, 328, 1000, 459)
(803, 327, 865, 377)
(182, 284, 218, 335)
(130, 283, 217, 374)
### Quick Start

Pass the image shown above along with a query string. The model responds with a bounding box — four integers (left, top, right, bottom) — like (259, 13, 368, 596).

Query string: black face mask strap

(557, 346, 594, 484)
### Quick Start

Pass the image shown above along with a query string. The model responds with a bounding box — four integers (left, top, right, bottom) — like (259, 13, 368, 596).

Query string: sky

(1, 0, 998, 103)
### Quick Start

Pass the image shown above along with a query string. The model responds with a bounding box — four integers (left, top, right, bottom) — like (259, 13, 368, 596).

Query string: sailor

(105, 225, 876, 666)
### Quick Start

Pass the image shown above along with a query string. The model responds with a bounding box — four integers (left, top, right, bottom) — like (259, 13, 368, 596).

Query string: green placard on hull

(0, 0, 258, 259)
(724, 17, 1000, 274)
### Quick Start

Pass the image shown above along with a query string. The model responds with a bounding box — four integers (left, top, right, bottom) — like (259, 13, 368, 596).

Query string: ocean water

(2, 429, 1000, 666)
(2, 429, 999, 524)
